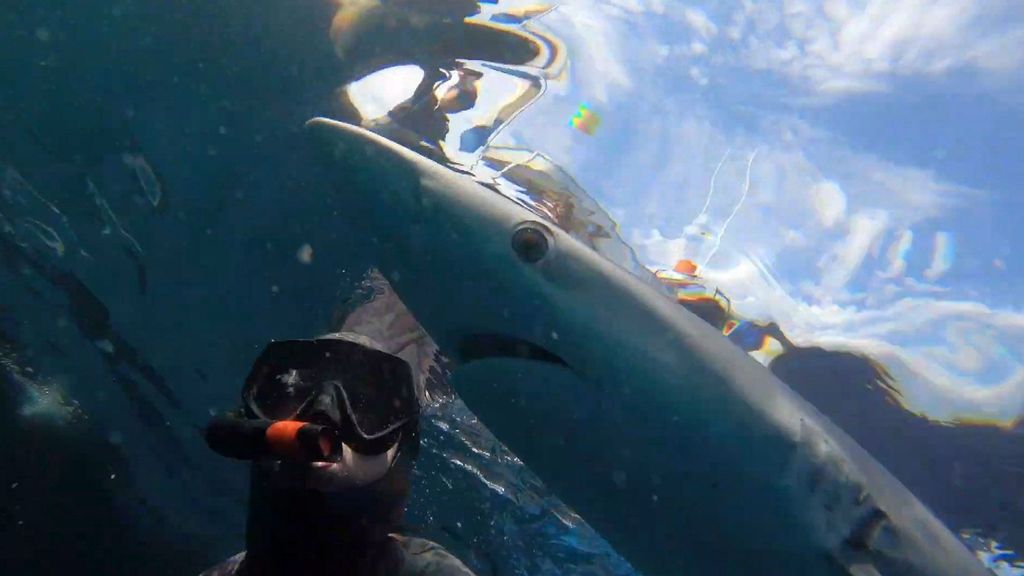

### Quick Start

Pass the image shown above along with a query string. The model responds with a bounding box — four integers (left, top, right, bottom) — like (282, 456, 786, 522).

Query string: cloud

(538, 0, 1024, 107)
(574, 105, 1005, 420)
(607, 0, 646, 13)
(646, 244, 1024, 423)
(775, 118, 974, 225)
(808, 300, 1024, 424)
(688, 65, 709, 85)
(881, 229, 913, 278)
(545, 4, 637, 104)
(810, 180, 846, 228)
(817, 209, 888, 295)
(923, 231, 955, 281)
(631, 228, 689, 268)
(682, 7, 718, 40)
(727, 0, 1024, 96)
(687, 40, 709, 57)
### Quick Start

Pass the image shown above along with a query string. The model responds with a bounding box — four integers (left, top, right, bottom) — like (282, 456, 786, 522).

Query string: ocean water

(1, 1, 1022, 575)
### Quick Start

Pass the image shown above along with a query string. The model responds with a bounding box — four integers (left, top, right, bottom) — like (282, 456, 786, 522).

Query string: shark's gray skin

(305, 118, 989, 576)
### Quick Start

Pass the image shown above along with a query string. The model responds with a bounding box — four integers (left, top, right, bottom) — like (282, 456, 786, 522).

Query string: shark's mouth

(458, 334, 566, 366)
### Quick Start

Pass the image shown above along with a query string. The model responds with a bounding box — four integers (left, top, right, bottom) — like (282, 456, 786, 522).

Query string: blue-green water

(1, 1, 1021, 574)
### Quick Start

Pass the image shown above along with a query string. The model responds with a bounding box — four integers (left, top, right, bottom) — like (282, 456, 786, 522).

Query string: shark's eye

(511, 223, 551, 263)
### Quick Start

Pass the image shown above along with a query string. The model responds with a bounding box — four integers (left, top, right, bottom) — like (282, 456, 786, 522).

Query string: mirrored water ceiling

(343, 0, 1024, 572)
(0, 0, 1021, 574)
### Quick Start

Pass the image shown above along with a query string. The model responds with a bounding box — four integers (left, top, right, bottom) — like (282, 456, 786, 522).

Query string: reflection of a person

(328, 0, 540, 161)
(435, 64, 482, 115)
(363, 63, 484, 163)
(201, 333, 476, 576)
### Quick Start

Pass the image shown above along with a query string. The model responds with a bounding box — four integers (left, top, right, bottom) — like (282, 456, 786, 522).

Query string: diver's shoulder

(391, 535, 477, 576)
(199, 539, 476, 576)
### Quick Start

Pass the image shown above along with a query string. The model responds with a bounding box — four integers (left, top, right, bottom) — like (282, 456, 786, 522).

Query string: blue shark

(305, 118, 989, 576)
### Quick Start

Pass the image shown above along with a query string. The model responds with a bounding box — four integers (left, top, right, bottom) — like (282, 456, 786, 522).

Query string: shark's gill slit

(458, 334, 566, 365)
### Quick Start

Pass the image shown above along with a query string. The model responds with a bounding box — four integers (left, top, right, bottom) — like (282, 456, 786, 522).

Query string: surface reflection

(334, 0, 1022, 569)
(1, 0, 1020, 573)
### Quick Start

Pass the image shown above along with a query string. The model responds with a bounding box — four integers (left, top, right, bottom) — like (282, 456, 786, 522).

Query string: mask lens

(244, 340, 331, 420)
(331, 356, 416, 439)
(243, 339, 418, 446)
(248, 367, 320, 420)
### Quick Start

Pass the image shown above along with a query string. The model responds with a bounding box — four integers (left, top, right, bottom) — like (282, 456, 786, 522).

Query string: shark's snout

(306, 117, 410, 177)
(305, 117, 373, 156)
(305, 118, 423, 215)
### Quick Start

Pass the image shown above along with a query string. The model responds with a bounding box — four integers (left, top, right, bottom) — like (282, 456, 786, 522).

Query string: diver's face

(260, 383, 410, 493)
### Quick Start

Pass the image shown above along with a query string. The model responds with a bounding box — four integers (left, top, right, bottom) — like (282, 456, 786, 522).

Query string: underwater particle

(16, 378, 79, 424)
(110, 474, 116, 480)
(296, 243, 314, 264)
(86, 178, 143, 254)
(569, 103, 601, 135)
(11, 483, 18, 489)
(270, 285, 280, 294)
(122, 153, 162, 207)
(20, 218, 65, 257)
(108, 430, 123, 445)
(94, 339, 115, 354)
(612, 469, 627, 488)
(35, 27, 51, 42)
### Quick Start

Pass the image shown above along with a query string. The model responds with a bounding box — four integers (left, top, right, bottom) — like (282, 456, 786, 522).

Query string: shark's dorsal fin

(338, 268, 454, 406)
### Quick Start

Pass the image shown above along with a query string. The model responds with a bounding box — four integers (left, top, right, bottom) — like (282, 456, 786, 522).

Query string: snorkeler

(200, 332, 476, 576)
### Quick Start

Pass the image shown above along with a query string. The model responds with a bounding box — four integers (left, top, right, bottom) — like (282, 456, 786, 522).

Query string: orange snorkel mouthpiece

(266, 420, 335, 461)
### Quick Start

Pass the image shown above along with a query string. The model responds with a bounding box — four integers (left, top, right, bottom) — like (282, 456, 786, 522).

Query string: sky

(346, 0, 1024, 425)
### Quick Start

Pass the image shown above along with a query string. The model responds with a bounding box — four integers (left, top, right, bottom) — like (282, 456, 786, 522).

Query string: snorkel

(204, 416, 341, 463)
(203, 413, 410, 488)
